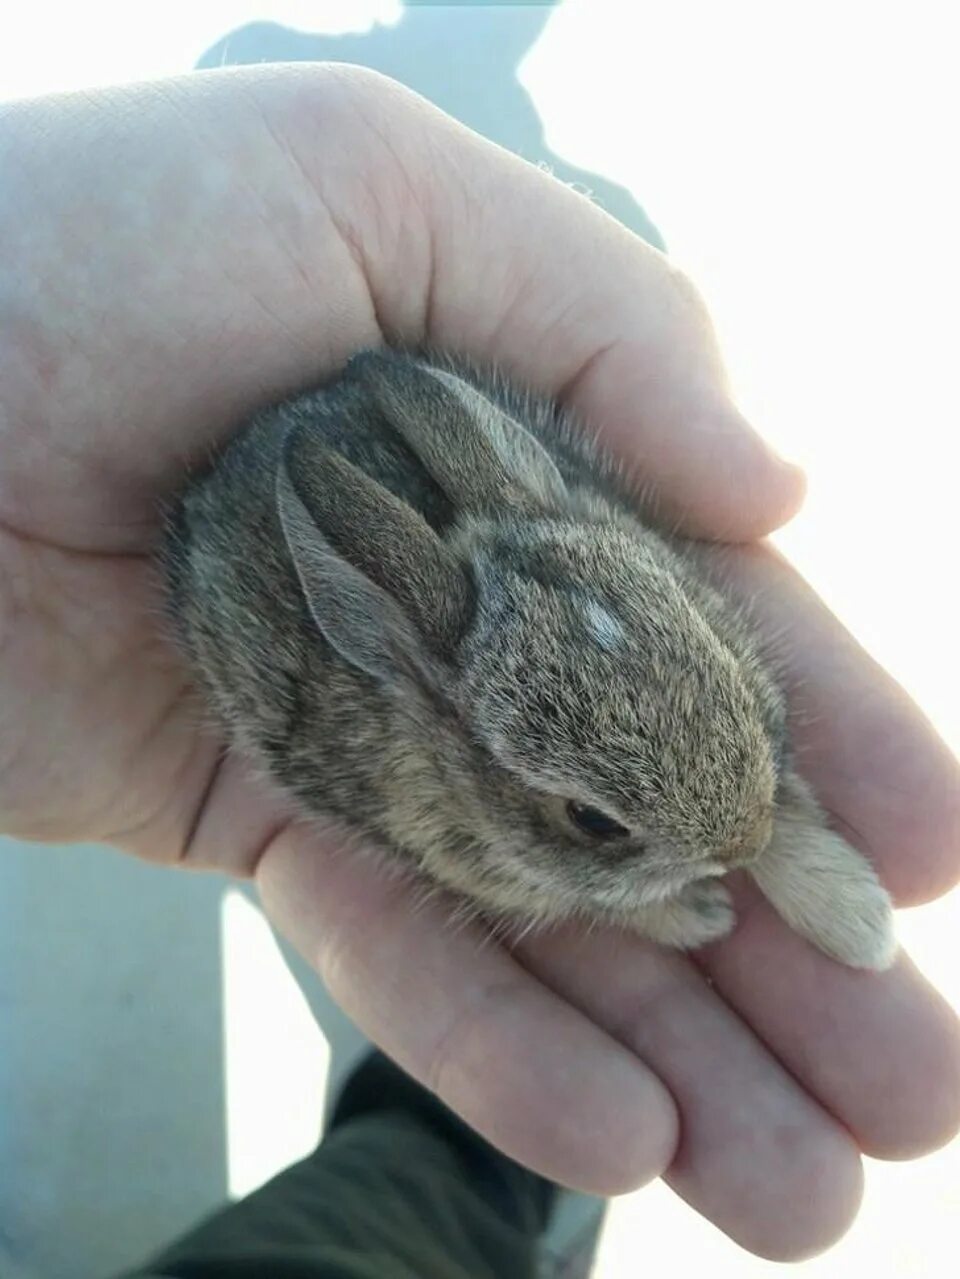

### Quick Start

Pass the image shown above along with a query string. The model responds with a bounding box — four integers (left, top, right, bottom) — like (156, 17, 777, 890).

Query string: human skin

(1, 64, 958, 1261)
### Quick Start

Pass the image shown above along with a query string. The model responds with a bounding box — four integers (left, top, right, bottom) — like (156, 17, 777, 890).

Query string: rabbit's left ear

(345, 350, 568, 513)
(276, 430, 471, 685)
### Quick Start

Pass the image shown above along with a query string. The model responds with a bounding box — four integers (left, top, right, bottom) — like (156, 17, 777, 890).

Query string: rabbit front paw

(631, 879, 737, 950)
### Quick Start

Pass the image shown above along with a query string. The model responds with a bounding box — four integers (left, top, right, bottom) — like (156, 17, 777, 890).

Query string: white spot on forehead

(582, 600, 625, 652)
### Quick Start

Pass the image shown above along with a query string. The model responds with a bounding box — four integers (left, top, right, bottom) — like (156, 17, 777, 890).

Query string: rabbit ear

(346, 350, 568, 513)
(276, 431, 471, 683)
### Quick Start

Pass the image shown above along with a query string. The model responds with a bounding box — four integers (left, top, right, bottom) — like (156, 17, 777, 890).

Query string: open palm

(2, 66, 958, 1261)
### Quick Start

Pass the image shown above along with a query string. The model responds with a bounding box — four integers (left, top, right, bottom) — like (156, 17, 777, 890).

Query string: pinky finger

(257, 822, 680, 1195)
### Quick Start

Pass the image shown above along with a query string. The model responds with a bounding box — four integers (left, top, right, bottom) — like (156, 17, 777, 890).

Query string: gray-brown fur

(161, 349, 894, 968)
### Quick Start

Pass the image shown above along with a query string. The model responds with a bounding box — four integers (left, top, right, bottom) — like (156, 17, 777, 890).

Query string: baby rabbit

(162, 349, 895, 970)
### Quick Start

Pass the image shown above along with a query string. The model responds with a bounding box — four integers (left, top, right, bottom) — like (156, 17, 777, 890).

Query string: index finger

(698, 539, 960, 905)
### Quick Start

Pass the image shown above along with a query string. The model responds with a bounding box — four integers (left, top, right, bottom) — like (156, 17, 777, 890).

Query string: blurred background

(1, 2, 958, 1276)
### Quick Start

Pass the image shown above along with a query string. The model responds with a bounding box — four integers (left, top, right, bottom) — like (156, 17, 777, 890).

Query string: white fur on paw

(680, 879, 738, 946)
(803, 874, 896, 971)
(633, 879, 736, 950)
(753, 824, 897, 972)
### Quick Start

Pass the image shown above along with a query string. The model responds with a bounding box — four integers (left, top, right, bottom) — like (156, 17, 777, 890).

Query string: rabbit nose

(722, 809, 774, 865)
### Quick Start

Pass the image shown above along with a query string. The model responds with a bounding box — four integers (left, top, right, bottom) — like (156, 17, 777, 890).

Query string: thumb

(304, 67, 806, 540)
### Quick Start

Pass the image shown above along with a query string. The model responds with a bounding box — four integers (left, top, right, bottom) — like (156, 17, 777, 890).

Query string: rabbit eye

(566, 801, 629, 840)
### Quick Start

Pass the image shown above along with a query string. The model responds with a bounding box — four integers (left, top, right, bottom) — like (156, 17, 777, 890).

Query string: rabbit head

(277, 351, 787, 927)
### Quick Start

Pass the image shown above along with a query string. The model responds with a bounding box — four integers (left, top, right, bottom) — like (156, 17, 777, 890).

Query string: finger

(701, 877, 960, 1160)
(700, 540, 960, 905)
(255, 822, 679, 1197)
(304, 68, 805, 540)
(516, 925, 863, 1263)
(0, 65, 801, 552)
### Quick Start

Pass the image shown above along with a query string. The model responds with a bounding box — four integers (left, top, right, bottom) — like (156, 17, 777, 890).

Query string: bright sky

(4, 3, 958, 1274)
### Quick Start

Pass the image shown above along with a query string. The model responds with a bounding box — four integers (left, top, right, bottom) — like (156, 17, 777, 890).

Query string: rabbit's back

(162, 390, 425, 836)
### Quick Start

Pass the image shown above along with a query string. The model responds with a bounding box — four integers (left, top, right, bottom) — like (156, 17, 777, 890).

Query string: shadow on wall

(197, 0, 664, 250)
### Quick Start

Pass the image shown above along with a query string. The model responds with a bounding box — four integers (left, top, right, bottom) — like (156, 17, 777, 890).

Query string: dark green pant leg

(120, 1112, 544, 1279)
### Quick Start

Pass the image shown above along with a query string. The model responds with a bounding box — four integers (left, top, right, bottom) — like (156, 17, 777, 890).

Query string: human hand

(2, 65, 958, 1260)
